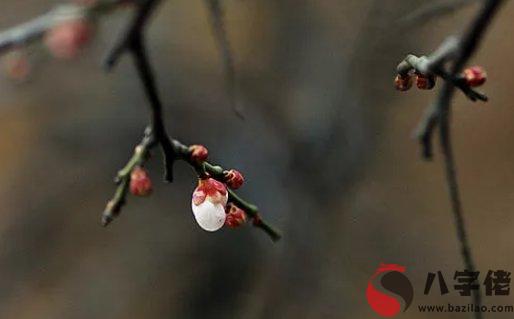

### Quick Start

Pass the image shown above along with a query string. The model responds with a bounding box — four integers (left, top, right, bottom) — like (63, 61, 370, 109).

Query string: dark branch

(104, 0, 161, 70)
(102, 127, 153, 226)
(204, 0, 244, 119)
(102, 0, 280, 241)
(403, 1, 505, 318)
(104, 0, 176, 181)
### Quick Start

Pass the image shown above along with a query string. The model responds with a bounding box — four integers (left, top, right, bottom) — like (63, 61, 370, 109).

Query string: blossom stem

(102, 129, 152, 226)
(227, 189, 281, 242)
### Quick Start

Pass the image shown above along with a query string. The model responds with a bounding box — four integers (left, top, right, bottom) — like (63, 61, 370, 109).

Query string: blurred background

(0, 0, 514, 318)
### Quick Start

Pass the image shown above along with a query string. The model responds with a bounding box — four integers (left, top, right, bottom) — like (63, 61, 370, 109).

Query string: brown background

(0, 0, 513, 318)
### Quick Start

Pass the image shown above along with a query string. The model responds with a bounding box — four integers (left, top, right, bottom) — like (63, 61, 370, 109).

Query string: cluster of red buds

(394, 66, 487, 92)
(189, 145, 248, 232)
(394, 72, 436, 91)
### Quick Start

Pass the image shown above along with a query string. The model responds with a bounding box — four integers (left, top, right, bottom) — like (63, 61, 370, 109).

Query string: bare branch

(204, 0, 244, 119)
(398, 1, 505, 317)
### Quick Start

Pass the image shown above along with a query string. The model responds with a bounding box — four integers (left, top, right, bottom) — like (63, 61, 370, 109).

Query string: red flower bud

(224, 169, 244, 189)
(416, 73, 436, 90)
(225, 203, 247, 228)
(463, 66, 487, 87)
(44, 19, 94, 59)
(130, 167, 152, 196)
(394, 74, 412, 91)
(189, 144, 209, 162)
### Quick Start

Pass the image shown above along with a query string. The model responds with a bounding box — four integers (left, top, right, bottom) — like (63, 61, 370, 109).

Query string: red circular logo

(366, 263, 414, 317)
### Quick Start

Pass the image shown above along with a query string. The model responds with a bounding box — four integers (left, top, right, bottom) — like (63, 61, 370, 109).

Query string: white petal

(191, 200, 226, 232)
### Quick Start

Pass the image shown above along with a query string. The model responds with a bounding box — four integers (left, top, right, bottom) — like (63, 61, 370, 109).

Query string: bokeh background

(0, 0, 514, 318)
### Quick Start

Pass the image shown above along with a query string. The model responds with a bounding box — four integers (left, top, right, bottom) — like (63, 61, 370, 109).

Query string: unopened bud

(394, 74, 412, 91)
(225, 203, 247, 228)
(463, 66, 486, 87)
(224, 169, 244, 189)
(130, 166, 152, 196)
(189, 144, 209, 162)
(416, 73, 436, 90)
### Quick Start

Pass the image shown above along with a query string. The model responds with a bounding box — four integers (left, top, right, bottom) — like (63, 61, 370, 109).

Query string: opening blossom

(191, 178, 228, 232)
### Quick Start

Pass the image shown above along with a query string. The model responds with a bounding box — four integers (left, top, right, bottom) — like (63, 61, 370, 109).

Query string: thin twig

(397, 47, 487, 159)
(104, 0, 177, 182)
(102, 127, 152, 226)
(204, 0, 244, 119)
(405, 1, 505, 318)
(438, 5, 504, 316)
